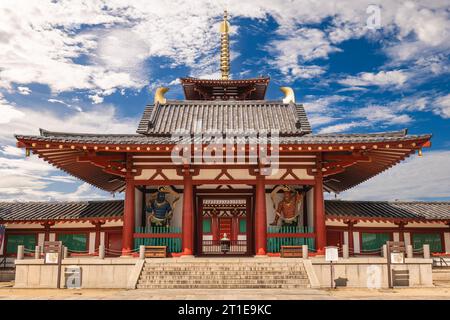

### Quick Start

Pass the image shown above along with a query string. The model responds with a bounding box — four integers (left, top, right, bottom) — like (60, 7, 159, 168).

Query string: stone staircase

(432, 267, 450, 287)
(136, 258, 311, 289)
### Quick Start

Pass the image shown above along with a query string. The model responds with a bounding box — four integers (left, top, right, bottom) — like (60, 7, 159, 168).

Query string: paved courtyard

(1, 282, 450, 300)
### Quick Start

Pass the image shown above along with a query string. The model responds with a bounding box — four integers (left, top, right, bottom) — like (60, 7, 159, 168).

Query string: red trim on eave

(3, 217, 123, 224)
(325, 215, 449, 224)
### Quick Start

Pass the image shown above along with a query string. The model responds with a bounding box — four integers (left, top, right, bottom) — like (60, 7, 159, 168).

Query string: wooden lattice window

(58, 234, 87, 252)
(412, 233, 442, 253)
(6, 234, 36, 254)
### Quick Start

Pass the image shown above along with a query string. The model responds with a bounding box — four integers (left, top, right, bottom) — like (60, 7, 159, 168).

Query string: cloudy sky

(0, 0, 449, 202)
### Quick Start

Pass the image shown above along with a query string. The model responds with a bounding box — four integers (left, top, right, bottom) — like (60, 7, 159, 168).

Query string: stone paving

(1, 282, 450, 300)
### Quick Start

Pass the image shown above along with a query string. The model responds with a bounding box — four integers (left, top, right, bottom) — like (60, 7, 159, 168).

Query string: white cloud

(0, 146, 23, 157)
(318, 122, 365, 134)
(354, 105, 412, 125)
(338, 150, 450, 201)
(0, 0, 448, 93)
(0, 94, 138, 201)
(338, 70, 408, 88)
(434, 93, 450, 118)
(268, 28, 337, 81)
(17, 86, 31, 95)
(48, 98, 83, 112)
(386, 2, 450, 62)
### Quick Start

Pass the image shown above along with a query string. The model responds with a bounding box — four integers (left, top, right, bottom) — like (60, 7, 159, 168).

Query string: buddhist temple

(2, 11, 449, 265)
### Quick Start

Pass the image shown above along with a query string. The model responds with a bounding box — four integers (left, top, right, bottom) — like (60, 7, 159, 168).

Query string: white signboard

(325, 246, 339, 262)
(45, 252, 59, 264)
(390, 252, 405, 264)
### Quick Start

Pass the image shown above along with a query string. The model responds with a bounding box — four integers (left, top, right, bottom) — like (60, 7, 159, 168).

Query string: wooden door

(107, 232, 122, 256)
(219, 217, 232, 239)
(327, 230, 343, 247)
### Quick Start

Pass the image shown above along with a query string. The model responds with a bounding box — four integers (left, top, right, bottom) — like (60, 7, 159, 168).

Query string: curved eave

(323, 136, 431, 193)
(15, 130, 431, 192)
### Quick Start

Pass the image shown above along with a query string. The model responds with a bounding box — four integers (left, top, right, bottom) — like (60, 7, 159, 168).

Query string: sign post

(325, 246, 339, 289)
(43, 241, 63, 289)
(386, 241, 405, 288)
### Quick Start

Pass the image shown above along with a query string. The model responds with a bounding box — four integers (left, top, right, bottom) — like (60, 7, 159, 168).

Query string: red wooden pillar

(255, 175, 267, 255)
(182, 168, 194, 255)
(231, 215, 239, 241)
(396, 222, 407, 242)
(41, 222, 54, 241)
(122, 179, 135, 255)
(211, 213, 219, 241)
(314, 173, 327, 254)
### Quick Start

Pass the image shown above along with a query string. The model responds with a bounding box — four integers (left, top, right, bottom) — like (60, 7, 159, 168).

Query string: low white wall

(15, 258, 138, 289)
(311, 257, 433, 288)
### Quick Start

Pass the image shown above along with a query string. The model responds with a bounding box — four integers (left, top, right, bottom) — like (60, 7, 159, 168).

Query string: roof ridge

(25, 129, 143, 138)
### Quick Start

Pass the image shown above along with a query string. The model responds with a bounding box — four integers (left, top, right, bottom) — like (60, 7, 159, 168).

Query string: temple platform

(12, 255, 434, 289)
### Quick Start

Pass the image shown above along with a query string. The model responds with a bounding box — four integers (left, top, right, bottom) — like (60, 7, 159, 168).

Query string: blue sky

(0, 0, 449, 201)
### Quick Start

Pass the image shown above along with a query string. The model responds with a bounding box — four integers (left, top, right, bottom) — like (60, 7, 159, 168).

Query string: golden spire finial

(219, 10, 230, 80)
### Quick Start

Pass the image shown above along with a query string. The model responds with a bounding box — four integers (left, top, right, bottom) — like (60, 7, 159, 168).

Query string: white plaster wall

(49, 233, 56, 241)
(53, 222, 93, 229)
(37, 233, 45, 247)
(404, 232, 411, 247)
(353, 232, 360, 253)
(135, 188, 143, 228)
(445, 232, 450, 253)
(393, 232, 400, 242)
(343, 232, 349, 245)
(100, 232, 106, 247)
(88, 232, 95, 253)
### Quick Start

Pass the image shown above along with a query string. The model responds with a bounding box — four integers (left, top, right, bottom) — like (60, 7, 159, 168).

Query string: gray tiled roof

(325, 200, 450, 221)
(136, 100, 312, 135)
(0, 200, 123, 222)
(16, 129, 430, 146)
(1, 200, 448, 223)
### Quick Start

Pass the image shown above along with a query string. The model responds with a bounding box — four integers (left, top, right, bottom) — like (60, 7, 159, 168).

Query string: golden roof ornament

(219, 10, 230, 80)
(280, 87, 296, 104)
(154, 87, 169, 104)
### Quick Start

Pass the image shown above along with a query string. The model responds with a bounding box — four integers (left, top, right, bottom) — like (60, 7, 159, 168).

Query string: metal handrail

(0, 256, 7, 269)
(437, 256, 449, 267)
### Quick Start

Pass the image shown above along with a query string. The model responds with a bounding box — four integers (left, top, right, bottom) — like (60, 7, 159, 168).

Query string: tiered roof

(13, 11, 432, 194)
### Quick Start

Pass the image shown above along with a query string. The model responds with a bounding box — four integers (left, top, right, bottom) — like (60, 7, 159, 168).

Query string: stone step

(139, 276, 308, 281)
(139, 277, 308, 282)
(137, 284, 308, 289)
(137, 260, 310, 289)
(138, 282, 310, 287)
(140, 270, 306, 275)
(141, 268, 306, 272)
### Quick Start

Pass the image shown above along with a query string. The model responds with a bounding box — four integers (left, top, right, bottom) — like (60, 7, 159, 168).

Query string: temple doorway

(195, 194, 253, 256)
